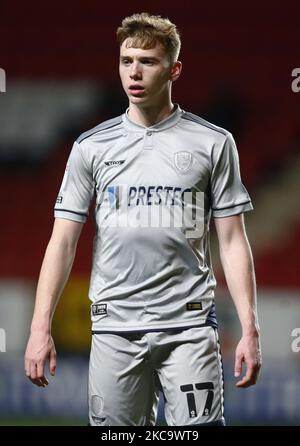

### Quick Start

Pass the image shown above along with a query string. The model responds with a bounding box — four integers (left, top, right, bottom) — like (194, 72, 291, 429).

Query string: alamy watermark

(291, 68, 300, 93)
(92, 186, 205, 239)
(0, 68, 6, 93)
(0, 328, 6, 352)
(291, 328, 300, 353)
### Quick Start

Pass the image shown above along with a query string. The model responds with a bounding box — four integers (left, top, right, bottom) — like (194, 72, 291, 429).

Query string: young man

(25, 13, 261, 426)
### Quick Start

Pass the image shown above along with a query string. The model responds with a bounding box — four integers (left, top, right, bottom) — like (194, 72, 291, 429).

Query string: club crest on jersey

(174, 151, 192, 173)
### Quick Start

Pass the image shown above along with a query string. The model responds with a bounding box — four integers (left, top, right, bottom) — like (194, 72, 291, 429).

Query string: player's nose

(129, 62, 142, 80)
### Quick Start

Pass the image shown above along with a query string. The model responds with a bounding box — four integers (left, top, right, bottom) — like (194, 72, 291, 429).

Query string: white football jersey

(54, 105, 253, 333)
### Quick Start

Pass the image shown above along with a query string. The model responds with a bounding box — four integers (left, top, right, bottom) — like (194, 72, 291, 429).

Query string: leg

(88, 332, 159, 426)
(154, 326, 225, 426)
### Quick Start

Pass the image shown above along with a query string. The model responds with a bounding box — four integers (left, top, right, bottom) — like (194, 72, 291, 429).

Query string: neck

(128, 98, 175, 128)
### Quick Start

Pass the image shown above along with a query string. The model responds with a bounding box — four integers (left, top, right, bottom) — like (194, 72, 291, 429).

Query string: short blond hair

(116, 12, 181, 63)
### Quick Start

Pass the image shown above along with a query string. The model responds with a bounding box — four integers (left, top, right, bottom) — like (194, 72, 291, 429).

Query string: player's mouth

(128, 84, 145, 96)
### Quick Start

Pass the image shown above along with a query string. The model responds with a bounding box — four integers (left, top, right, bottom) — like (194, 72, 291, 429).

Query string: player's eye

(121, 59, 131, 65)
(143, 60, 155, 65)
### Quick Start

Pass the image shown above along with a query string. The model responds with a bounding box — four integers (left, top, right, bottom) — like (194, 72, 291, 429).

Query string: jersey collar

(122, 104, 183, 132)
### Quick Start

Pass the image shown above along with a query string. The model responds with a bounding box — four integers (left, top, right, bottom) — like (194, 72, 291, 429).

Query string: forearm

(31, 237, 76, 333)
(219, 235, 259, 336)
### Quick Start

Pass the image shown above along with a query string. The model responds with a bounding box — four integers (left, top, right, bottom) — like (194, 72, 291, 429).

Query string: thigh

(89, 333, 159, 426)
(156, 326, 225, 426)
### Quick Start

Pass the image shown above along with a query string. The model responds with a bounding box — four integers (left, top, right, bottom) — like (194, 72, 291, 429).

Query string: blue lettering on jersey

(107, 185, 120, 209)
(127, 186, 192, 207)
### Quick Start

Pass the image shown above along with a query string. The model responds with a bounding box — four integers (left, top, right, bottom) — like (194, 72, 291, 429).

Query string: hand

(234, 333, 262, 388)
(24, 331, 57, 387)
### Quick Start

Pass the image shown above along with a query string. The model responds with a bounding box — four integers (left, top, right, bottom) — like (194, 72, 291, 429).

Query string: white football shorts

(88, 325, 225, 426)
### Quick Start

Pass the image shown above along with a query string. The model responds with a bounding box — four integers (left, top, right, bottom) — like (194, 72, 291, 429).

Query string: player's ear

(170, 61, 182, 82)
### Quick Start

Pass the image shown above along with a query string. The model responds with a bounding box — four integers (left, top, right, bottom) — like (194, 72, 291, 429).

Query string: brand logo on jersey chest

(174, 151, 193, 172)
(104, 160, 125, 167)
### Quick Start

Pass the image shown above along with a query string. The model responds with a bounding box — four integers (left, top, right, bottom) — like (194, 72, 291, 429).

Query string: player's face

(119, 39, 180, 107)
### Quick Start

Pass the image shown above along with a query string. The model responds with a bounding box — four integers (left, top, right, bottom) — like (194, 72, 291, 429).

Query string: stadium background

(0, 0, 300, 426)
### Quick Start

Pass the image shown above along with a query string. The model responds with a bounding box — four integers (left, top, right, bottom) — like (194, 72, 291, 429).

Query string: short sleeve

(211, 133, 253, 218)
(54, 141, 94, 223)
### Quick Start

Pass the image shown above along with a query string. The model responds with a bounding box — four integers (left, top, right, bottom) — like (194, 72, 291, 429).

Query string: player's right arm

(24, 218, 83, 387)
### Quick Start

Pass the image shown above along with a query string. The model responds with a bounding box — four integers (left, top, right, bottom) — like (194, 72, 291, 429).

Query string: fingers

(234, 351, 244, 378)
(25, 358, 49, 387)
(234, 355, 243, 377)
(49, 349, 57, 376)
(37, 361, 49, 387)
(25, 358, 30, 379)
(39, 375, 49, 387)
(31, 361, 47, 387)
(234, 335, 262, 388)
(236, 369, 252, 388)
(24, 335, 56, 387)
(236, 360, 261, 388)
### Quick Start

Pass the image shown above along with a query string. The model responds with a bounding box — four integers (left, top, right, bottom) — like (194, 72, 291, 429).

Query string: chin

(129, 96, 148, 105)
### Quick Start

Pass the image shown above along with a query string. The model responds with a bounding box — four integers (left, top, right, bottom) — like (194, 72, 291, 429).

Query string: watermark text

(291, 68, 300, 93)
(0, 328, 6, 352)
(0, 68, 6, 93)
(291, 328, 300, 353)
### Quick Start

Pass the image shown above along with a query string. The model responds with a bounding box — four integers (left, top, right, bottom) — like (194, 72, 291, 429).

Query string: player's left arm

(214, 213, 262, 388)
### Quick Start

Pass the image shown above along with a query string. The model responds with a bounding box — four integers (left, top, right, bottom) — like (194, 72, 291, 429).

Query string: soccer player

(24, 13, 262, 426)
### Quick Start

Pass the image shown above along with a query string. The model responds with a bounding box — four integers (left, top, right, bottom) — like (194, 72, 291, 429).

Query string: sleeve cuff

(212, 201, 253, 218)
(54, 209, 87, 223)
